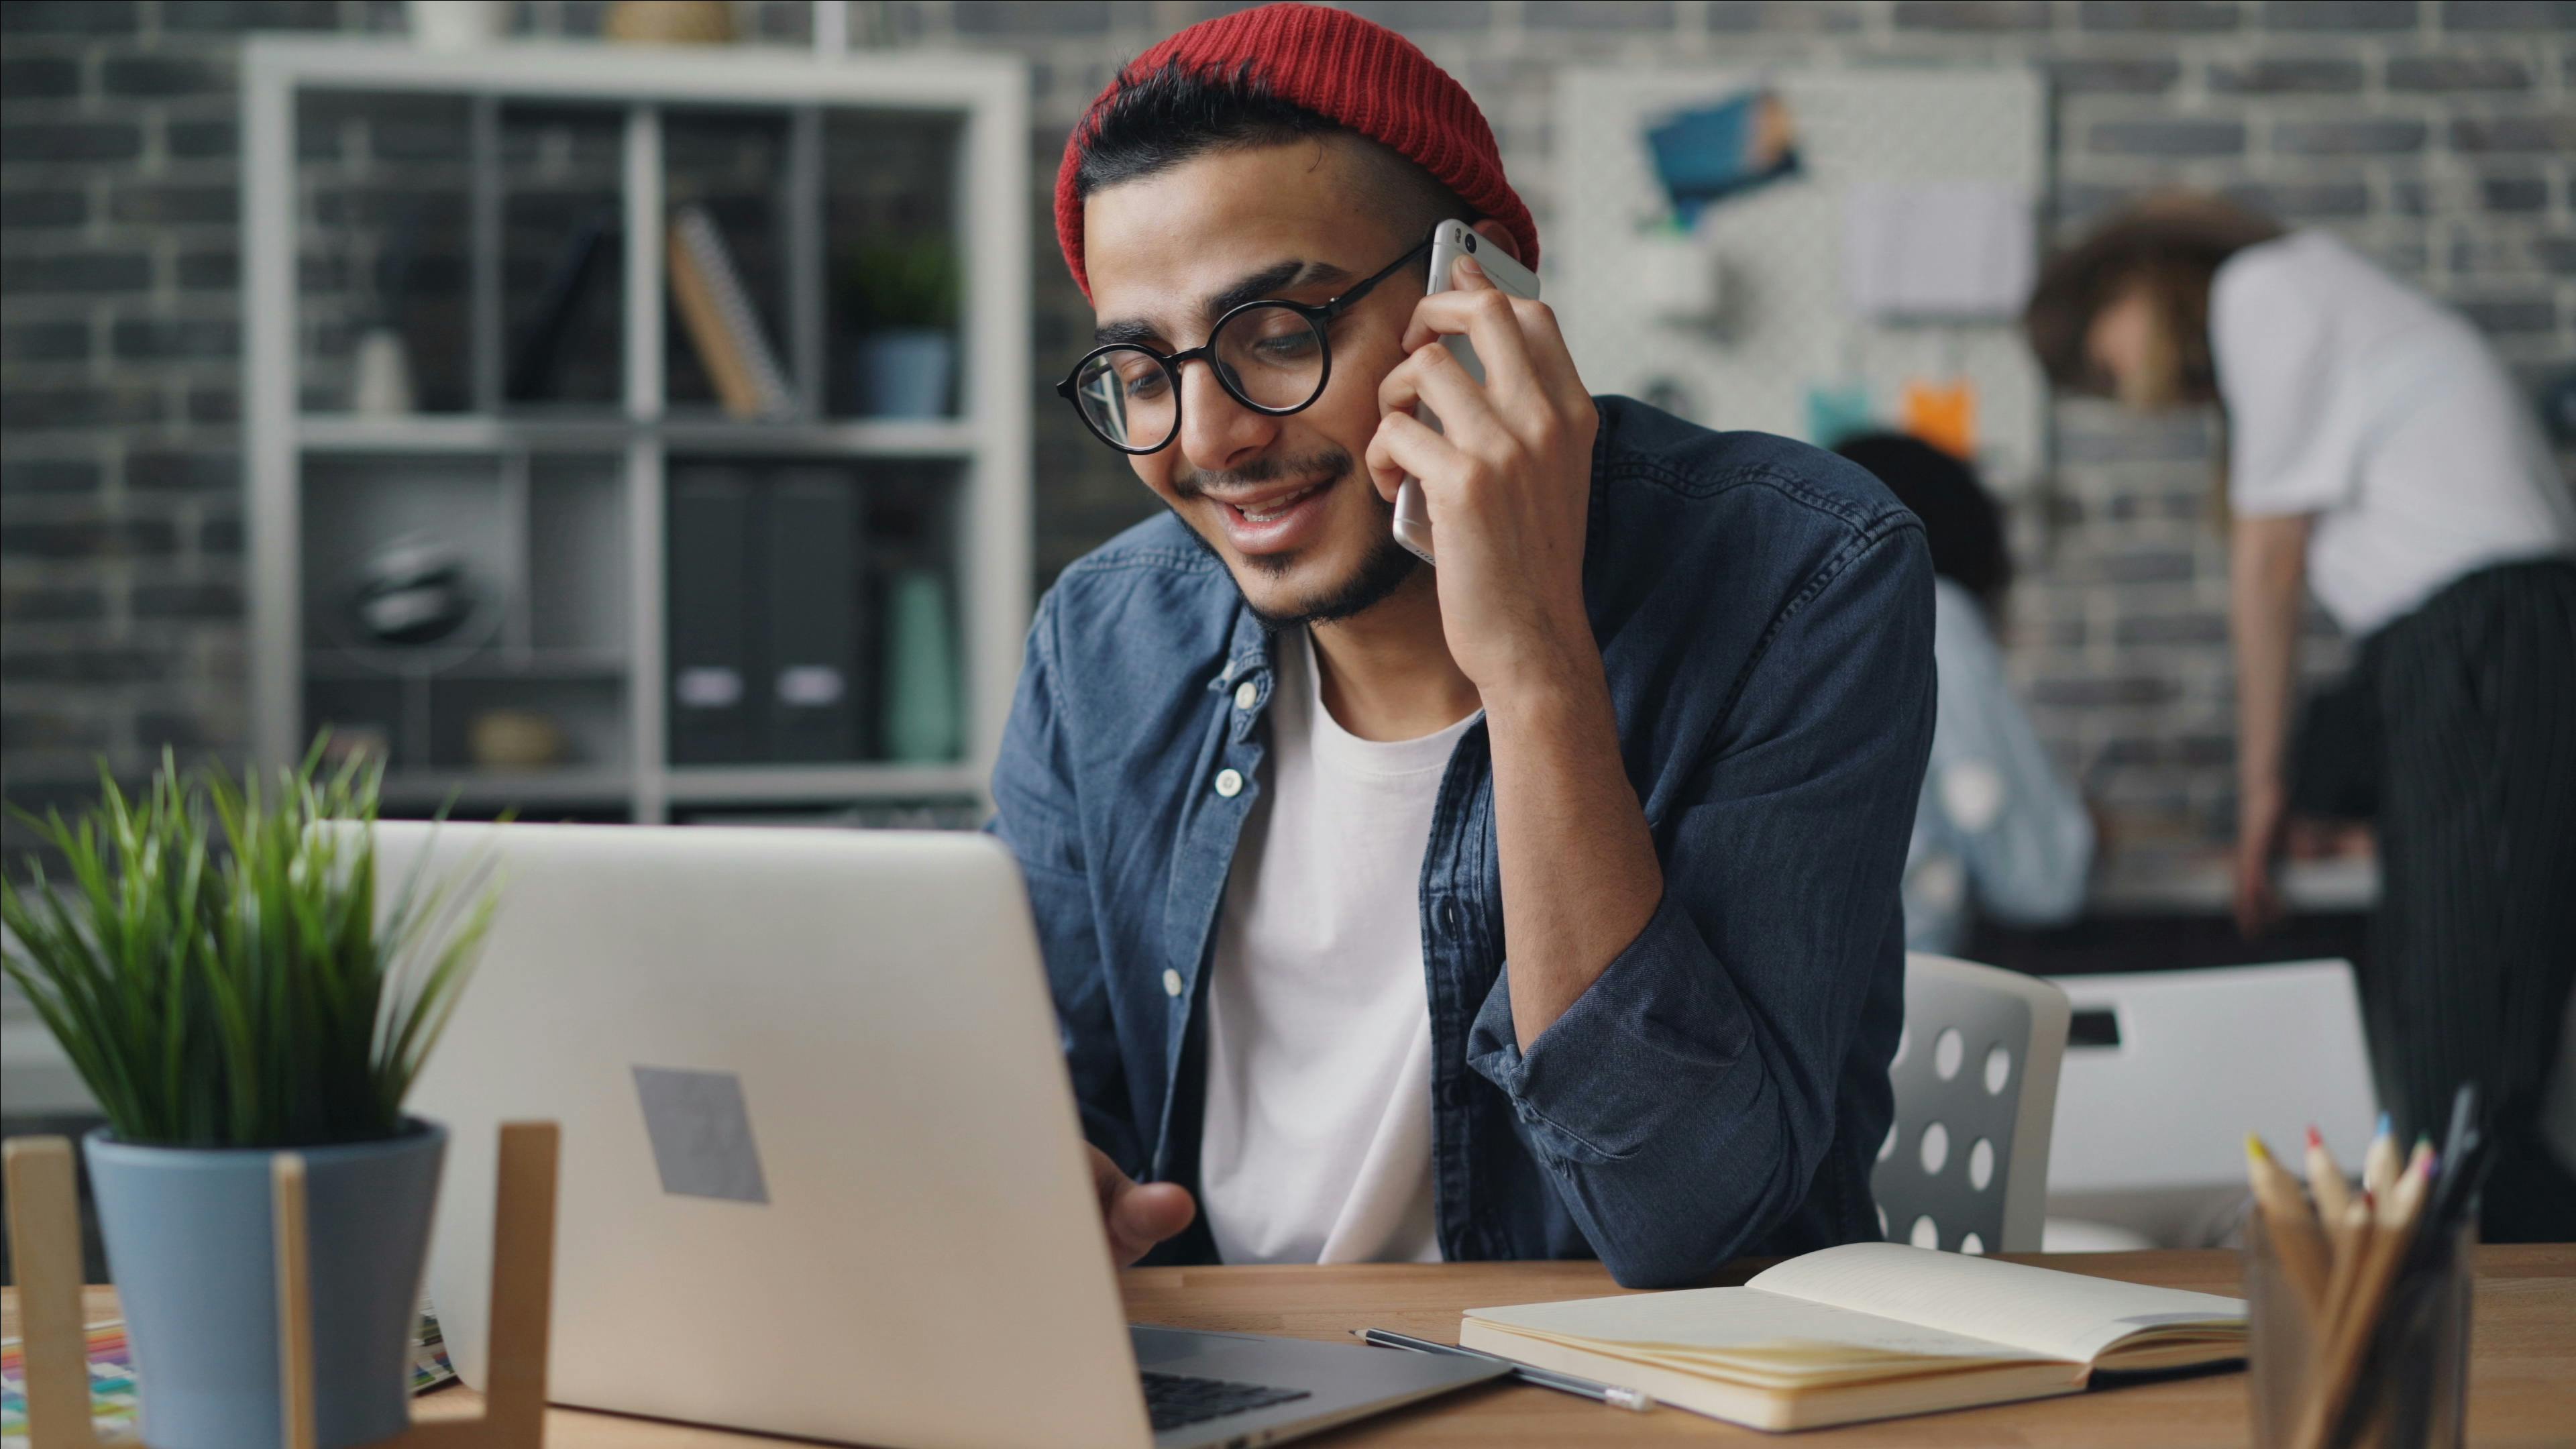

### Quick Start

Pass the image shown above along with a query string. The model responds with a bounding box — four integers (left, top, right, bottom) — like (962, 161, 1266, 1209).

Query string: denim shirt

(988, 397, 1935, 1289)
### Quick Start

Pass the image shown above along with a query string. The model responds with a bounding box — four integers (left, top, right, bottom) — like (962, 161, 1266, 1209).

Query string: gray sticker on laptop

(632, 1066, 769, 1204)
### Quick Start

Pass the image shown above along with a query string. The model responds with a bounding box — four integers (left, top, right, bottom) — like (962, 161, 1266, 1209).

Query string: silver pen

(1353, 1327, 1655, 1412)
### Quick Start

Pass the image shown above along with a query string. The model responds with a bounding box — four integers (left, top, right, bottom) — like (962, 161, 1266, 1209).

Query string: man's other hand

(1087, 1142, 1195, 1266)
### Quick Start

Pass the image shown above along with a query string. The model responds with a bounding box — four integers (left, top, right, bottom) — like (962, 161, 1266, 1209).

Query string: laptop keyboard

(1138, 1370, 1312, 1432)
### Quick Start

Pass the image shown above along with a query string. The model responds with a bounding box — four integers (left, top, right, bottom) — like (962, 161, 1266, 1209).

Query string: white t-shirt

(1199, 628, 1479, 1266)
(2210, 230, 2576, 636)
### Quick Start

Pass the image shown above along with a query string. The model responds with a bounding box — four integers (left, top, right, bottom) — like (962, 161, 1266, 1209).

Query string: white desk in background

(2086, 849, 2379, 917)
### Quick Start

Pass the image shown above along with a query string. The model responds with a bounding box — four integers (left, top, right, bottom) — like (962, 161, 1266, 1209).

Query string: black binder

(666, 467, 759, 764)
(762, 470, 861, 763)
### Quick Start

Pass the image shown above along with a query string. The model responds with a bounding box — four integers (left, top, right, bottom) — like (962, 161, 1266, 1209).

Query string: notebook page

(1748, 1244, 2245, 1364)
(1464, 1287, 2033, 1377)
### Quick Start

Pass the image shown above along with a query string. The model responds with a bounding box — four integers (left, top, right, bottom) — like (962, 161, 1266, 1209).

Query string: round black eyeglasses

(1056, 237, 1433, 455)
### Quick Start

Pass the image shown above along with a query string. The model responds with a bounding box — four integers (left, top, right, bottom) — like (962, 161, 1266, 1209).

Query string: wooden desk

(15, 1248, 2573, 1447)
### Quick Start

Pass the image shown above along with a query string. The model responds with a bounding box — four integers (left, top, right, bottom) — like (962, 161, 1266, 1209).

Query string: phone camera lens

(1462, 232, 1478, 253)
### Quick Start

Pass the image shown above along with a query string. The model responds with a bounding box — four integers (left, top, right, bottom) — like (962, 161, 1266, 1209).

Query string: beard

(1169, 445, 1421, 631)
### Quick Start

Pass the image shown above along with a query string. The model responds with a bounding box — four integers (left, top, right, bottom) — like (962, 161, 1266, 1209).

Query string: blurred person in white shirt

(2025, 195, 2576, 1242)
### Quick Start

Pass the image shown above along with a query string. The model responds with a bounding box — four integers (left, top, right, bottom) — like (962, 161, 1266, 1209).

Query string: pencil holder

(2247, 1212, 2475, 1449)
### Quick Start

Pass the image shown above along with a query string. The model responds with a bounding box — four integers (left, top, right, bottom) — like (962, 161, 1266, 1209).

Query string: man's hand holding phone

(1365, 252, 1601, 698)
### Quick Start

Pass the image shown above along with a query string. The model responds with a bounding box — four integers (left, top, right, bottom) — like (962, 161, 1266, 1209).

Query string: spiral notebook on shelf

(666, 203, 794, 420)
(1460, 1243, 2246, 1432)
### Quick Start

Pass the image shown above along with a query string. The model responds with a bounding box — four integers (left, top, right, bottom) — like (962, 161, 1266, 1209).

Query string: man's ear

(1469, 218, 1522, 266)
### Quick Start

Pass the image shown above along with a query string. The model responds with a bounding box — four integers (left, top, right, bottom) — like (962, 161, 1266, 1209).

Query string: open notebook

(1460, 1243, 2246, 1432)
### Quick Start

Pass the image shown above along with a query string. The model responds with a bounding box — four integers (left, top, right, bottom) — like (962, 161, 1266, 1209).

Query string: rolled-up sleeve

(1466, 522, 1935, 1287)
(985, 590, 1146, 1175)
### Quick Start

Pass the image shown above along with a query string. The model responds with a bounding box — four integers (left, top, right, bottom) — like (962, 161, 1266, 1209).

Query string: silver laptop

(384, 820, 1503, 1449)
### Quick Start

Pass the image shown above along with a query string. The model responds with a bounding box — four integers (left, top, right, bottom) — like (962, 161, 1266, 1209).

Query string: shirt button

(1234, 680, 1258, 710)
(1214, 767, 1244, 798)
(1440, 901, 1462, 934)
(1163, 969, 1185, 998)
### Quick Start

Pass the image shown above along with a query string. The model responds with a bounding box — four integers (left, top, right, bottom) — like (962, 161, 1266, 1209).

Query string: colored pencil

(2361, 1112, 2400, 1201)
(2304, 1125, 2352, 1226)
(2247, 1134, 2331, 1312)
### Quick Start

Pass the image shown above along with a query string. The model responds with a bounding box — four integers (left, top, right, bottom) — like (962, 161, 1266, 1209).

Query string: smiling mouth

(1226, 484, 1321, 523)
(1177, 450, 1357, 560)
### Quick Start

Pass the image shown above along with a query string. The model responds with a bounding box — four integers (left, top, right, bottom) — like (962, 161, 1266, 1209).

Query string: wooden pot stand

(4, 1122, 559, 1449)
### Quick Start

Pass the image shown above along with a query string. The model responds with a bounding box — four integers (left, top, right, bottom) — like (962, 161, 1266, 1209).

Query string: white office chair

(1874, 953, 2070, 1255)
(2043, 959, 2377, 1248)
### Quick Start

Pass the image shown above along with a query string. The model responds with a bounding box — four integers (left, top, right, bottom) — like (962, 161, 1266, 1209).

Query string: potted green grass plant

(1, 748, 497, 1449)
(842, 235, 959, 418)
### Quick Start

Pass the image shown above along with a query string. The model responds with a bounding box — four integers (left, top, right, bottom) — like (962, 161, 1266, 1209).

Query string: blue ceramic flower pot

(84, 1120, 447, 1449)
(851, 329, 954, 418)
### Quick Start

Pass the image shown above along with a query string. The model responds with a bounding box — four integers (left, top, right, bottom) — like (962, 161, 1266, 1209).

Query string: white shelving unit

(242, 38, 1028, 822)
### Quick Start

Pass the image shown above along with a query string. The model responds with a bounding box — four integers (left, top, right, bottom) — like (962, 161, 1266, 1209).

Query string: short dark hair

(1072, 59, 1481, 256)
(1834, 433, 2012, 616)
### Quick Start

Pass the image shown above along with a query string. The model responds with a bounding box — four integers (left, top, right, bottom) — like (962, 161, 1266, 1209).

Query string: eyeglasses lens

(1072, 347, 1175, 451)
(1212, 305, 1326, 411)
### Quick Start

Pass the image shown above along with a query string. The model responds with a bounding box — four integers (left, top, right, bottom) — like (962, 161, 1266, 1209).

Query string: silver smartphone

(1394, 218, 1544, 566)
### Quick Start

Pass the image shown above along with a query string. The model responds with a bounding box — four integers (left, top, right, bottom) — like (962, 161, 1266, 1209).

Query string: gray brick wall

(4, 0, 2571, 851)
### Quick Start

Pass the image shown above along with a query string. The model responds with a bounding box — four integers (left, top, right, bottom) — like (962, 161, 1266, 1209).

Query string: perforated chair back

(1874, 953, 2070, 1254)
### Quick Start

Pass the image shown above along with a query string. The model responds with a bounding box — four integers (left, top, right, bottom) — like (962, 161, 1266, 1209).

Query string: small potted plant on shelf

(842, 235, 959, 419)
(1, 747, 498, 1449)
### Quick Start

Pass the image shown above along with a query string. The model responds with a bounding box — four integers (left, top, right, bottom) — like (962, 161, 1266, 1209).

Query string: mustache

(1171, 447, 1355, 500)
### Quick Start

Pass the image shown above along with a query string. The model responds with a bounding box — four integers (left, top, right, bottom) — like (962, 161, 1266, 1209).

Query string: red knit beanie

(1054, 2, 1536, 301)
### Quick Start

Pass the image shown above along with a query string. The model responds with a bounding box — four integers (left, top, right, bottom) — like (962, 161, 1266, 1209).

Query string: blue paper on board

(1645, 91, 1803, 225)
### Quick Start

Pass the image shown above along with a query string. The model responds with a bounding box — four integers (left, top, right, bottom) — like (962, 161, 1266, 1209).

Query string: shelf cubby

(525, 453, 627, 655)
(661, 107, 798, 417)
(295, 87, 478, 415)
(660, 455, 961, 770)
(820, 107, 964, 422)
(498, 102, 629, 414)
(299, 451, 511, 665)
(429, 676, 627, 772)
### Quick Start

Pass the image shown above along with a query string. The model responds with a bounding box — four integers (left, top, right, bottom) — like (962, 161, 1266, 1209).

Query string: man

(990, 3, 1933, 1290)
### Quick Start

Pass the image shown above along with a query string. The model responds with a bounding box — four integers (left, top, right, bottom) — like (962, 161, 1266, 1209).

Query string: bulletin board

(1552, 66, 2049, 492)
